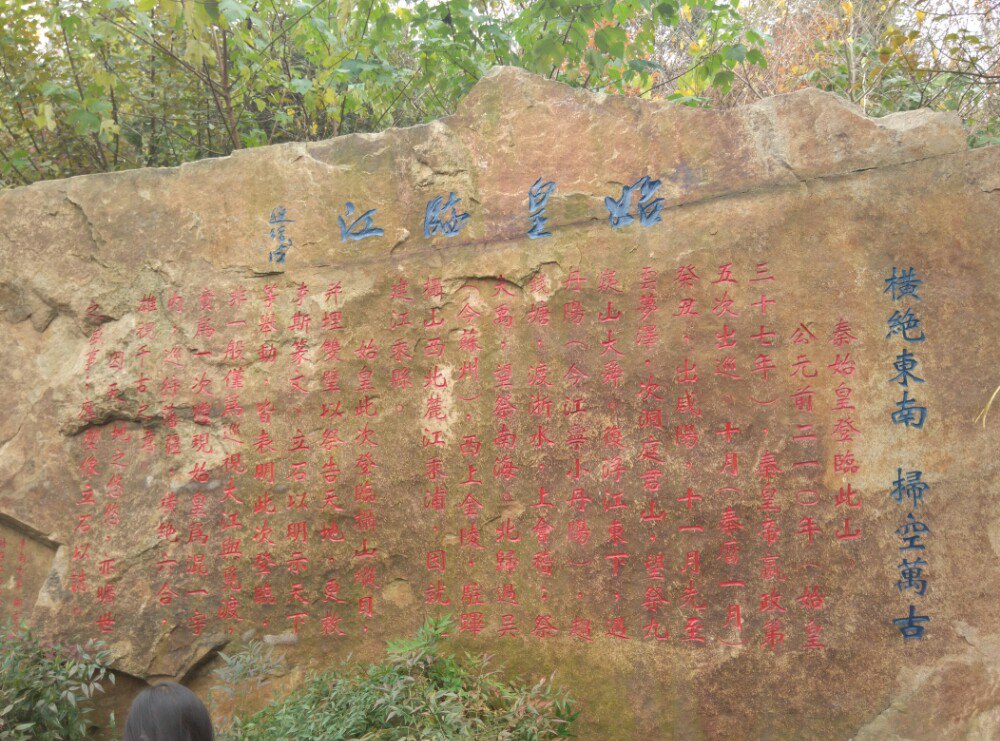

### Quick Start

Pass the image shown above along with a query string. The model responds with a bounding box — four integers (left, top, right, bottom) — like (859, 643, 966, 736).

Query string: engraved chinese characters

(74, 252, 875, 650)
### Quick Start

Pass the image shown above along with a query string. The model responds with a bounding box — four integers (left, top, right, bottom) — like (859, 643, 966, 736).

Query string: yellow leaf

(182, 38, 214, 66)
(841, 1, 853, 17)
(916, 10, 926, 24)
(161, 0, 182, 22)
(99, 119, 119, 137)
(337, 0, 353, 28)
(680, 4, 692, 22)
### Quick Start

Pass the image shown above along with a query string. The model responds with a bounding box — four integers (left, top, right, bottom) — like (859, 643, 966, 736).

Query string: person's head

(123, 681, 214, 741)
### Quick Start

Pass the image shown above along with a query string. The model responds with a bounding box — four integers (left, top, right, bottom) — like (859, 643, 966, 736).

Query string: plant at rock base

(222, 616, 578, 739)
(210, 638, 286, 732)
(0, 622, 114, 740)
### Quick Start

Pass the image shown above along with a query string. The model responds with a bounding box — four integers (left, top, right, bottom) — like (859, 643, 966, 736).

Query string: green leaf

(202, 1, 221, 24)
(746, 48, 767, 68)
(593, 26, 627, 59)
(89, 100, 113, 115)
(628, 59, 664, 73)
(724, 44, 747, 62)
(532, 36, 564, 70)
(566, 22, 589, 50)
(654, 2, 679, 23)
(339, 59, 379, 79)
(713, 69, 734, 92)
(219, 0, 249, 23)
(60, 14, 82, 37)
(68, 109, 101, 134)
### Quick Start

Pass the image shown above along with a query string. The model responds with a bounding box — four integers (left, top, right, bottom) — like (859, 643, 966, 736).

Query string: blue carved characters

(339, 202, 384, 242)
(891, 390, 927, 429)
(883, 266, 922, 302)
(893, 604, 930, 640)
(886, 308, 925, 342)
(527, 178, 556, 239)
(884, 269, 928, 430)
(896, 558, 929, 596)
(890, 468, 929, 508)
(267, 206, 294, 264)
(424, 192, 470, 238)
(890, 349, 924, 387)
(896, 512, 930, 552)
(881, 264, 933, 640)
(604, 175, 664, 229)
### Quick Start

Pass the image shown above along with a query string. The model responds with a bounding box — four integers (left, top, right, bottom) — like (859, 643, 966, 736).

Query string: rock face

(0, 67, 998, 738)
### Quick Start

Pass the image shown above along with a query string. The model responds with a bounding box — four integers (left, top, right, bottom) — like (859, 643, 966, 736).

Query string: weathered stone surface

(0, 67, 998, 738)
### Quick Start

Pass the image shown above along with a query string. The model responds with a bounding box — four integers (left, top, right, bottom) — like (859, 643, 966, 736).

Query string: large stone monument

(0, 67, 998, 738)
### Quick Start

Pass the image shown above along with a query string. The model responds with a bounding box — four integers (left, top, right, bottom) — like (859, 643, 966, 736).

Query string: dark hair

(123, 681, 214, 741)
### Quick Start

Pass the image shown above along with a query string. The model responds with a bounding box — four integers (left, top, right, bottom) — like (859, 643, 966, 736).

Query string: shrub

(224, 616, 578, 740)
(210, 639, 286, 730)
(0, 622, 113, 740)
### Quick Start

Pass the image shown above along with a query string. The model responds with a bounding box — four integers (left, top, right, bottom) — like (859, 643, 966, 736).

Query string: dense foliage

(221, 617, 577, 739)
(0, 623, 113, 740)
(729, 1, 1000, 148)
(0, 0, 997, 187)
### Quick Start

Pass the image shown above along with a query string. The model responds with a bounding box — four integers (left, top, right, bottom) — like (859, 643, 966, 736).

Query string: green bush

(224, 616, 577, 740)
(210, 638, 286, 729)
(0, 622, 113, 740)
